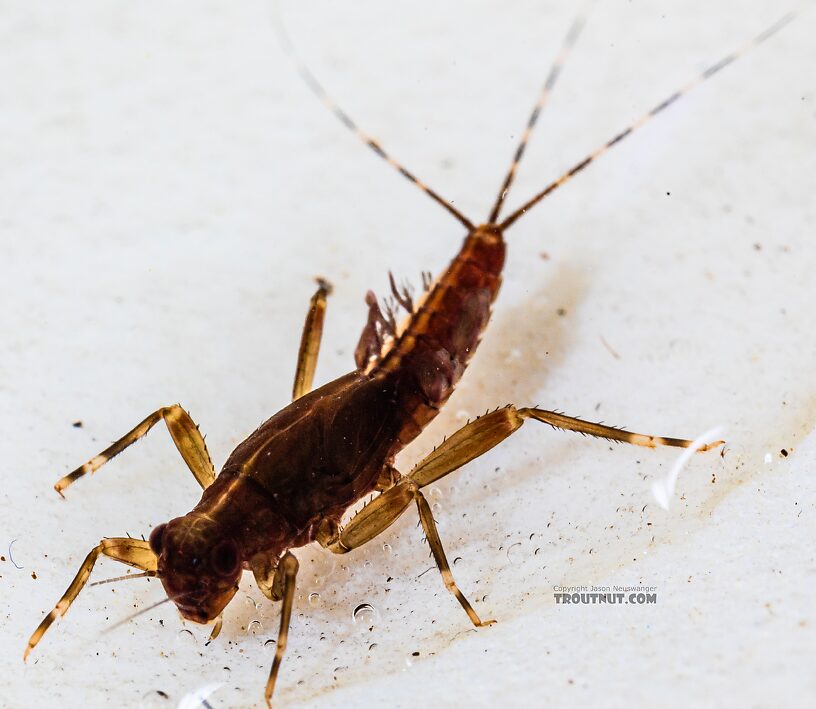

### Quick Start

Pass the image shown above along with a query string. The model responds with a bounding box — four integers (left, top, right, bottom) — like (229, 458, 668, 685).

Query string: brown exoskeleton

(25, 10, 793, 707)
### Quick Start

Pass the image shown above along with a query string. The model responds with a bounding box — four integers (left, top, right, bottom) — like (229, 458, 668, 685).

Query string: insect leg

(264, 551, 298, 709)
(374, 463, 401, 492)
(292, 278, 332, 400)
(24, 538, 156, 660)
(54, 404, 216, 496)
(249, 551, 282, 602)
(409, 406, 723, 488)
(414, 491, 496, 627)
(316, 481, 417, 554)
(207, 614, 223, 643)
(316, 479, 493, 626)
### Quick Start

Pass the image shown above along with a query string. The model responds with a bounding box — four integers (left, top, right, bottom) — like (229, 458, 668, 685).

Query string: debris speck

(600, 335, 621, 360)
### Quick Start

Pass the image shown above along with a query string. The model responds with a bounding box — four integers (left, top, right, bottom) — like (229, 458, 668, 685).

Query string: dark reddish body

(156, 227, 505, 618)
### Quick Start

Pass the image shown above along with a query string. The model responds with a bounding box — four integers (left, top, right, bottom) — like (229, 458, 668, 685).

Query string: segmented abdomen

(373, 225, 505, 448)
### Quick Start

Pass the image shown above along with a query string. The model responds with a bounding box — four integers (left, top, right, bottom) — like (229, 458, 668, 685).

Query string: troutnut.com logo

(553, 585, 658, 605)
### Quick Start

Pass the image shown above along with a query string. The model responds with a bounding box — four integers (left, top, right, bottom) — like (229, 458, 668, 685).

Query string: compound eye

(211, 539, 240, 577)
(148, 523, 167, 555)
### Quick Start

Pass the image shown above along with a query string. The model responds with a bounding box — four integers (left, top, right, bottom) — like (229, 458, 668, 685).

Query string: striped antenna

(90, 570, 156, 587)
(104, 595, 174, 634)
(274, 6, 475, 231)
(500, 12, 796, 231)
(488, 7, 591, 223)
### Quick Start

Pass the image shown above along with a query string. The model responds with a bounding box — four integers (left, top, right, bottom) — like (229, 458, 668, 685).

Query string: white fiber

(652, 426, 725, 511)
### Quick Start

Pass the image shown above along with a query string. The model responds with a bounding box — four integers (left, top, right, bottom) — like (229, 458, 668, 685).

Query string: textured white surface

(1, 1, 815, 708)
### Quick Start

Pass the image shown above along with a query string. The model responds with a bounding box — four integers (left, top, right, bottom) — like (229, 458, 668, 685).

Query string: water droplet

(429, 486, 443, 500)
(264, 639, 276, 648)
(244, 594, 260, 611)
(382, 543, 392, 556)
(506, 542, 523, 564)
(175, 628, 196, 646)
(534, 547, 541, 556)
(368, 643, 378, 652)
(352, 603, 378, 625)
(431, 501, 442, 515)
(138, 689, 170, 708)
(247, 619, 263, 635)
(453, 556, 463, 566)
(308, 592, 321, 607)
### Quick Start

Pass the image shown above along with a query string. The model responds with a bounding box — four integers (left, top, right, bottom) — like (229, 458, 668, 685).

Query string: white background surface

(1, 1, 814, 707)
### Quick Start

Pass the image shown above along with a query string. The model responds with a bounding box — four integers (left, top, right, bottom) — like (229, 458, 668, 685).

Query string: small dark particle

(412, 651, 420, 657)
(72, 420, 83, 428)
(666, 191, 671, 196)
(0, 556, 4, 562)
(556, 308, 566, 317)
(711, 473, 716, 484)
(753, 243, 762, 251)
(781, 449, 789, 458)
(31, 571, 37, 580)
(539, 251, 550, 260)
